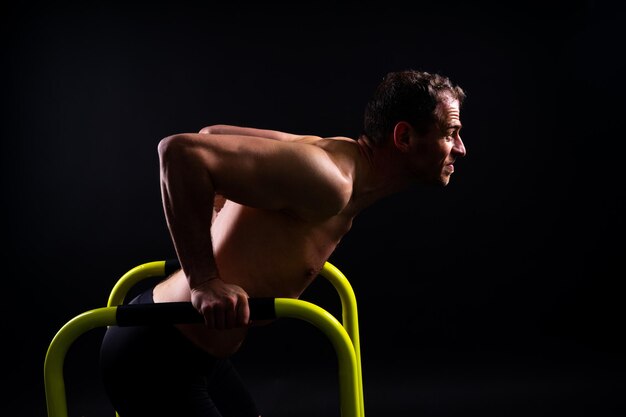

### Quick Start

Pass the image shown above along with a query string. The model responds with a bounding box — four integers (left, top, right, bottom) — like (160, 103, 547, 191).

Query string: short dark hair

(363, 70, 466, 145)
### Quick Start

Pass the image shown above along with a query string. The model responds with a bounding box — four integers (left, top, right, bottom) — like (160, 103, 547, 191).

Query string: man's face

(410, 97, 466, 186)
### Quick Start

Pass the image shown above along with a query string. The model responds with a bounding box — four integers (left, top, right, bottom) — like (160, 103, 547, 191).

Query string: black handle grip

(115, 298, 276, 326)
(164, 258, 181, 276)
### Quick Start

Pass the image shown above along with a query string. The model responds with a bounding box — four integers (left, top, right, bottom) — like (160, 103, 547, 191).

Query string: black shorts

(99, 286, 259, 417)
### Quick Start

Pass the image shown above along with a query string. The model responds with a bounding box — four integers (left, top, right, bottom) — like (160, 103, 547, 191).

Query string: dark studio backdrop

(3, 1, 624, 416)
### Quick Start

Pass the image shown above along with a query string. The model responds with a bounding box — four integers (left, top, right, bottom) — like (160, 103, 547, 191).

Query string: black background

(3, 1, 625, 416)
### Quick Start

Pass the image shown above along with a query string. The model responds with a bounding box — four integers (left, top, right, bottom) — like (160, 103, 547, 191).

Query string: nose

(453, 135, 466, 157)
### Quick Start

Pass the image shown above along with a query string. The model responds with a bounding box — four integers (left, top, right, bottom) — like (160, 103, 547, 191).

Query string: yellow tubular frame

(107, 260, 169, 308)
(44, 307, 118, 417)
(318, 262, 364, 417)
(44, 261, 364, 417)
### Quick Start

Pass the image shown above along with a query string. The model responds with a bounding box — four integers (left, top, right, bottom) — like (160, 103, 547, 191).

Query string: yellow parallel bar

(97, 260, 364, 417)
(320, 262, 364, 417)
(275, 298, 361, 417)
(107, 261, 167, 307)
(44, 307, 118, 417)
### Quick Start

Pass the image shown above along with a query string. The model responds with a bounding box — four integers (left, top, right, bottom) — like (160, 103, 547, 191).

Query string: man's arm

(157, 131, 352, 329)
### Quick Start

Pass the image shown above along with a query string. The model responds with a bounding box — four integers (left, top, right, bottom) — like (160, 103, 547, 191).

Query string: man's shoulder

(324, 136, 357, 143)
(292, 135, 355, 146)
(317, 136, 359, 156)
(295, 136, 359, 160)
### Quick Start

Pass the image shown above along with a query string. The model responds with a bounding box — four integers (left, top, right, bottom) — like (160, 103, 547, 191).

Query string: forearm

(158, 135, 218, 288)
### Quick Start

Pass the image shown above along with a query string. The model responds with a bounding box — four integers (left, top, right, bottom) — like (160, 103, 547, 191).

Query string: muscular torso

(153, 137, 365, 357)
(211, 201, 353, 298)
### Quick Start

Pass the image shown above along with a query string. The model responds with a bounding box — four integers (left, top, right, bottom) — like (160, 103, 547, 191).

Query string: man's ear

(392, 121, 412, 152)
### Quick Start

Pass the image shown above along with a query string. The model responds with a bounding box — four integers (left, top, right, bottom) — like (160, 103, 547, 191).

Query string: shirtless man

(100, 69, 466, 417)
